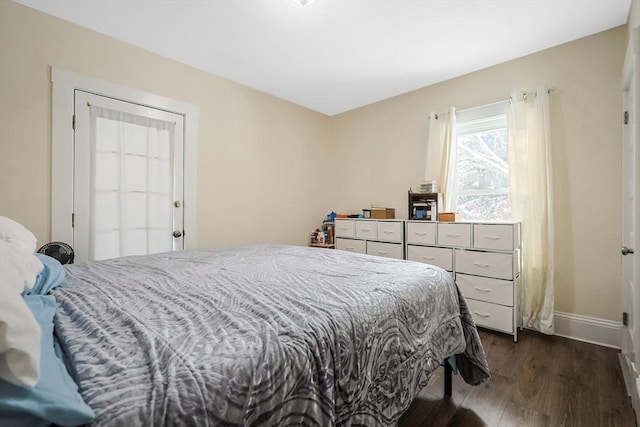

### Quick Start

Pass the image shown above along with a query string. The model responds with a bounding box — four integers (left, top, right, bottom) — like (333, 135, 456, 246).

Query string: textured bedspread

(52, 244, 489, 426)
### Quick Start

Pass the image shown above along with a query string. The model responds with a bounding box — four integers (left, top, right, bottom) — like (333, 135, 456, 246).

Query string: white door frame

(620, 25, 640, 421)
(51, 67, 199, 251)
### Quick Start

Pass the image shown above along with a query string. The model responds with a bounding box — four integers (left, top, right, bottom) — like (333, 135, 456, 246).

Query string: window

(450, 102, 511, 221)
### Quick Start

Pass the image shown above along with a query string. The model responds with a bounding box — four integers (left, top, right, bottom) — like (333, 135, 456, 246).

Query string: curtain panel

(425, 107, 456, 211)
(507, 85, 555, 334)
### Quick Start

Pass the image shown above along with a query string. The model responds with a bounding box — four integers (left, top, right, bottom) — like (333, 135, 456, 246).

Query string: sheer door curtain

(90, 106, 175, 261)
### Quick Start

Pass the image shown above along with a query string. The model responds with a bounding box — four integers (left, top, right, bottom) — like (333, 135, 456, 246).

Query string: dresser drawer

(355, 220, 377, 239)
(406, 222, 436, 245)
(376, 221, 403, 243)
(366, 241, 403, 260)
(466, 299, 514, 333)
(474, 224, 514, 251)
(455, 249, 514, 280)
(437, 223, 471, 248)
(335, 220, 355, 238)
(407, 245, 453, 271)
(336, 238, 366, 254)
(456, 273, 513, 306)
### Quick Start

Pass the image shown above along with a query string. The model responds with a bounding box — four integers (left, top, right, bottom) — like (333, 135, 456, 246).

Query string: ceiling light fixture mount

(294, 0, 316, 6)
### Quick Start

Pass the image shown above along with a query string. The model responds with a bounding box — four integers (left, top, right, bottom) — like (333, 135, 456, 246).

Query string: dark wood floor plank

(399, 396, 459, 427)
(498, 402, 550, 427)
(458, 374, 513, 426)
(397, 330, 635, 427)
(563, 376, 601, 426)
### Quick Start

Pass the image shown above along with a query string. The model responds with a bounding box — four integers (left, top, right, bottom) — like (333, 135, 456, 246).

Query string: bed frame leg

(444, 360, 452, 397)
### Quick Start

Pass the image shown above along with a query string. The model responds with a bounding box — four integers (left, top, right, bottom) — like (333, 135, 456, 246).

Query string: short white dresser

(406, 220, 521, 341)
(335, 218, 404, 260)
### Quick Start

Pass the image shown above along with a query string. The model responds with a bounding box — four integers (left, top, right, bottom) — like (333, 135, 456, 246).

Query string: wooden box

(438, 212, 462, 222)
(370, 208, 395, 219)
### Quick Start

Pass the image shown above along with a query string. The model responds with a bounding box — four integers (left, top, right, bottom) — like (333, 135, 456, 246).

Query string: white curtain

(90, 106, 175, 261)
(507, 85, 555, 334)
(425, 107, 456, 210)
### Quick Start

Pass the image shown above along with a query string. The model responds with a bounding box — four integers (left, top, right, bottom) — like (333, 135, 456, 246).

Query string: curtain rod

(431, 87, 556, 120)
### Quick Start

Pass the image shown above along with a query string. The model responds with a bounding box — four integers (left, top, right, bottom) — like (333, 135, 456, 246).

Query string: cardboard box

(370, 208, 395, 219)
(438, 212, 462, 222)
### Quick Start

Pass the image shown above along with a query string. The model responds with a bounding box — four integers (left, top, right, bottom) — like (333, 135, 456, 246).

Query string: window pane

(452, 114, 511, 221)
(455, 194, 512, 221)
(455, 128, 508, 190)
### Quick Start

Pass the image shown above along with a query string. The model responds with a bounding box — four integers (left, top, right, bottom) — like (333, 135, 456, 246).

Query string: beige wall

(0, 1, 334, 248)
(0, 1, 628, 323)
(330, 27, 626, 322)
(630, 0, 639, 37)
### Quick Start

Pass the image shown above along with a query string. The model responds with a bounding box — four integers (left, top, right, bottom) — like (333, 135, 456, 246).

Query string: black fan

(37, 242, 75, 265)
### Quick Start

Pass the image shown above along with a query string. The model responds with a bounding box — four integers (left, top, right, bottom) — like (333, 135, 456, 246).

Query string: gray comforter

(52, 244, 489, 426)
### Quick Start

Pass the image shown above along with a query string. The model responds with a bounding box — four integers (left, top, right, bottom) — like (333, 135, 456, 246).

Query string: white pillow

(0, 237, 43, 387)
(0, 216, 38, 254)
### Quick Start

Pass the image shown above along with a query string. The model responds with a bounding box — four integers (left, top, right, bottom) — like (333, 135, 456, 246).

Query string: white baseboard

(554, 311, 621, 349)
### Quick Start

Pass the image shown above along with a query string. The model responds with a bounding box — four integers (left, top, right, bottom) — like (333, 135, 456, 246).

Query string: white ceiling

(16, 0, 631, 116)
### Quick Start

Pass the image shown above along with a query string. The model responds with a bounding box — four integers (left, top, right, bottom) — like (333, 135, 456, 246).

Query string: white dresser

(405, 220, 521, 341)
(335, 218, 404, 260)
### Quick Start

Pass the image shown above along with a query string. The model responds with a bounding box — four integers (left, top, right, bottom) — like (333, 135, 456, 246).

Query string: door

(73, 91, 185, 263)
(621, 33, 640, 419)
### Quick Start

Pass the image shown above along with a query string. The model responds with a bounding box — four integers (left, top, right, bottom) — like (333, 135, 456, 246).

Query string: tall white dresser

(405, 220, 521, 342)
(335, 218, 404, 260)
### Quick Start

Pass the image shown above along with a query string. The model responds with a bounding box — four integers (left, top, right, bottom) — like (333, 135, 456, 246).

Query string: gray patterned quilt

(52, 244, 489, 426)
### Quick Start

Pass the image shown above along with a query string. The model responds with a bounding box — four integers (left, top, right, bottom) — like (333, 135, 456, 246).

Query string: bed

(42, 244, 489, 426)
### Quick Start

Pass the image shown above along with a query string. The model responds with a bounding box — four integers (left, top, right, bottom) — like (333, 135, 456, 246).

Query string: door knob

(622, 246, 635, 255)
(173, 230, 183, 238)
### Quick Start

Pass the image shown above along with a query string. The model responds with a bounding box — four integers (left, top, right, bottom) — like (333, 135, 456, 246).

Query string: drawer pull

(360, 228, 372, 232)
(383, 230, 394, 234)
(473, 311, 491, 318)
(414, 231, 427, 236)
(446, 233, 461, 238)
(422, 256, 436, 261)
(345, 247, 355, 250)
(473, 262, 490, 268)
(339, 227, 349, 231)
(484, 236, 501, 240)
(377, 251, 389, 255)
(474, 287, 492, 293)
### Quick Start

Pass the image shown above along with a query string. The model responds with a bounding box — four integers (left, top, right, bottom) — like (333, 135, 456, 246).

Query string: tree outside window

(451, 113, 511, 221)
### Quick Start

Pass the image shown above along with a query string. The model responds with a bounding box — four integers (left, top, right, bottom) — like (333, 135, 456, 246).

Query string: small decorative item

(363, 209, 371, 218)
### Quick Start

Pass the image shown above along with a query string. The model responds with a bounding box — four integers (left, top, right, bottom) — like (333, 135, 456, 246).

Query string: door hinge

(624, 111, 629, 125)
(623, 311, 629, 326)
(71, 213, 75, 228)
(72, 114, 76, 130)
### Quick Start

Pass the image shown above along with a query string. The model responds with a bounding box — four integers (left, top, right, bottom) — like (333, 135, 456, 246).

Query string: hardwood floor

(398, 329, 636, 427)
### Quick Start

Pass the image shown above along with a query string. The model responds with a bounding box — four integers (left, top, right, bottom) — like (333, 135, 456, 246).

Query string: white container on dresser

(405, 220, 522, 342)
(335, 218, 404, 260)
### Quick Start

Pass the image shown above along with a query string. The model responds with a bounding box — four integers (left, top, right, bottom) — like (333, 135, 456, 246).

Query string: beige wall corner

(330, 26, 626, 323)
(0, 0, 334, 249)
